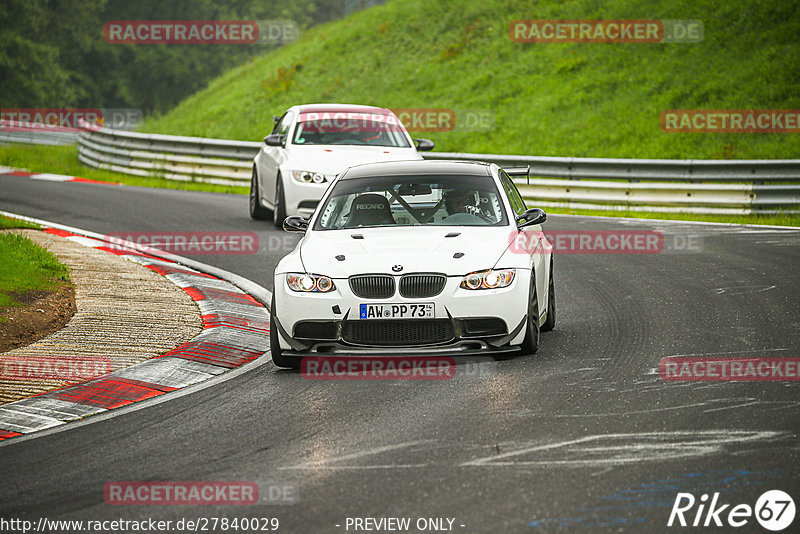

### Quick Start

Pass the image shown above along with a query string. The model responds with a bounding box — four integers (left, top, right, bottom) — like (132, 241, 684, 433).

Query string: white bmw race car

(269, 160, 556, 368)
(250, 103, 434, 226)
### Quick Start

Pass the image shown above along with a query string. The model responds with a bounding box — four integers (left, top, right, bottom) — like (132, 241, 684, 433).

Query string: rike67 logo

(668, 490, 795, 531)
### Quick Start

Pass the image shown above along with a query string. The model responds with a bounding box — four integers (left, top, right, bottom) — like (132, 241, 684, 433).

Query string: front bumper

(272, 313, 527, 358)
(282, 177, 329, 217)
(272, 273, 531, 356)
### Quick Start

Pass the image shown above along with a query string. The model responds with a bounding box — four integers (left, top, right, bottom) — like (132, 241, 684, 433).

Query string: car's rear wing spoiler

(503, 165, 531, 184)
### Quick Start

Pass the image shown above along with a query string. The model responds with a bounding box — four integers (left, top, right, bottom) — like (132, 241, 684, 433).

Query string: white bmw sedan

(250, 103, 434, 226)
(269, 160, 556, 368)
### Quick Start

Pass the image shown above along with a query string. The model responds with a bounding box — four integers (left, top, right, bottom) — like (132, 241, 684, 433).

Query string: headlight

(460, 269, 515, 290)
(291, 170, 328, 184)
(287, 273, 336, 292)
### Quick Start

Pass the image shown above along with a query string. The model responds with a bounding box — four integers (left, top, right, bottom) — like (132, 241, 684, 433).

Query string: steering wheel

(461, 204, 493, 223)
(474, 210, 494, 223)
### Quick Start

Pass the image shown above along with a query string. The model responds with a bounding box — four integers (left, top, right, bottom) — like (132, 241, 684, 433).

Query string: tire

(270, 295, 300, 369)
(519, 273, 540, 355)
(249, 167, 273, 220)
(541, 259, 556, 332)
(273, 174, 286, 228)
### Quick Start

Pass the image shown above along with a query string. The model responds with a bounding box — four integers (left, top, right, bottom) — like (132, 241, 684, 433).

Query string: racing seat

(344, 194, 396, 227)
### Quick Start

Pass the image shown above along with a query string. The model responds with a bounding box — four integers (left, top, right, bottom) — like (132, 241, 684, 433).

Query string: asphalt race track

(1, 174, 799, 532)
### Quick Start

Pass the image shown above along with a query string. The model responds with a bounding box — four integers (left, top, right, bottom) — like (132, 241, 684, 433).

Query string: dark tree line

(0, 0, 350, 114)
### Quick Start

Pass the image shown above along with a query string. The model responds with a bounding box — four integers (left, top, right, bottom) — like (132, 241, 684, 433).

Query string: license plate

(359, 303, 434, 319)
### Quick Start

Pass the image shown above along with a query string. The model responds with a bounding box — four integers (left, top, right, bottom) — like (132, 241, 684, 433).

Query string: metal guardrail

(0, 120, 78, 146)
(423, 152, 800, 183)
(425, 152, 800, 214)
(7, 124, 787, 214)
(77, 126, 260, 187)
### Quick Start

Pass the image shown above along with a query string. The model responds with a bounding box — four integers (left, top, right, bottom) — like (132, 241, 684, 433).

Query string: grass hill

(140, 0, 799, 159)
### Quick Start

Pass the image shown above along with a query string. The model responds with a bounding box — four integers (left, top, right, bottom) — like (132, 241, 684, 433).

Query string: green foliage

(261, 64, 304, 97)
(0, 231, 70, 309)
(0, 0, 88, 106)
(142, 0, 800, 159)
(0, 0, 356, 114)
(0, 216, 40, 230)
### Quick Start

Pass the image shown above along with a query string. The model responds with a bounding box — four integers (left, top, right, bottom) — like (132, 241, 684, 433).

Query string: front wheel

(249, 167, 273, 220)
(273, 175, 286, 228)
(519, 273, 540, 355)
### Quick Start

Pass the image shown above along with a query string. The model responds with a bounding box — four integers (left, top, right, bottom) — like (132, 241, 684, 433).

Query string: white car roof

(291, 103, 395, 115)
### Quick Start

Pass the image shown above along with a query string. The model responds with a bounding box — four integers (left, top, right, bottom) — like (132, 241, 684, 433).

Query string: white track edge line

(0, 210, 275, 446)
(0, 354, 273, 447)
(0, 209, 273, 306)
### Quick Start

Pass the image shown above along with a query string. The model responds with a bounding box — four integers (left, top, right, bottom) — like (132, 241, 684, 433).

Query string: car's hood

(286, 145, 421, 175)
(298, 226, 514, 278)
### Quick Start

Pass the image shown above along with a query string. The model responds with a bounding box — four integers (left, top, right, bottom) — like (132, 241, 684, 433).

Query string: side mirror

(413, 138, 435, 151)
(515, 208, 546, 229)
(283, 216, 309, 233)
(264, 133, 284, 147)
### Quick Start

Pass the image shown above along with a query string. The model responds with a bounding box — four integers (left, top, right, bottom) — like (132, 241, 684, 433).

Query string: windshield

(292, 112, 411, 148)
(314, 174, 509, 230)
